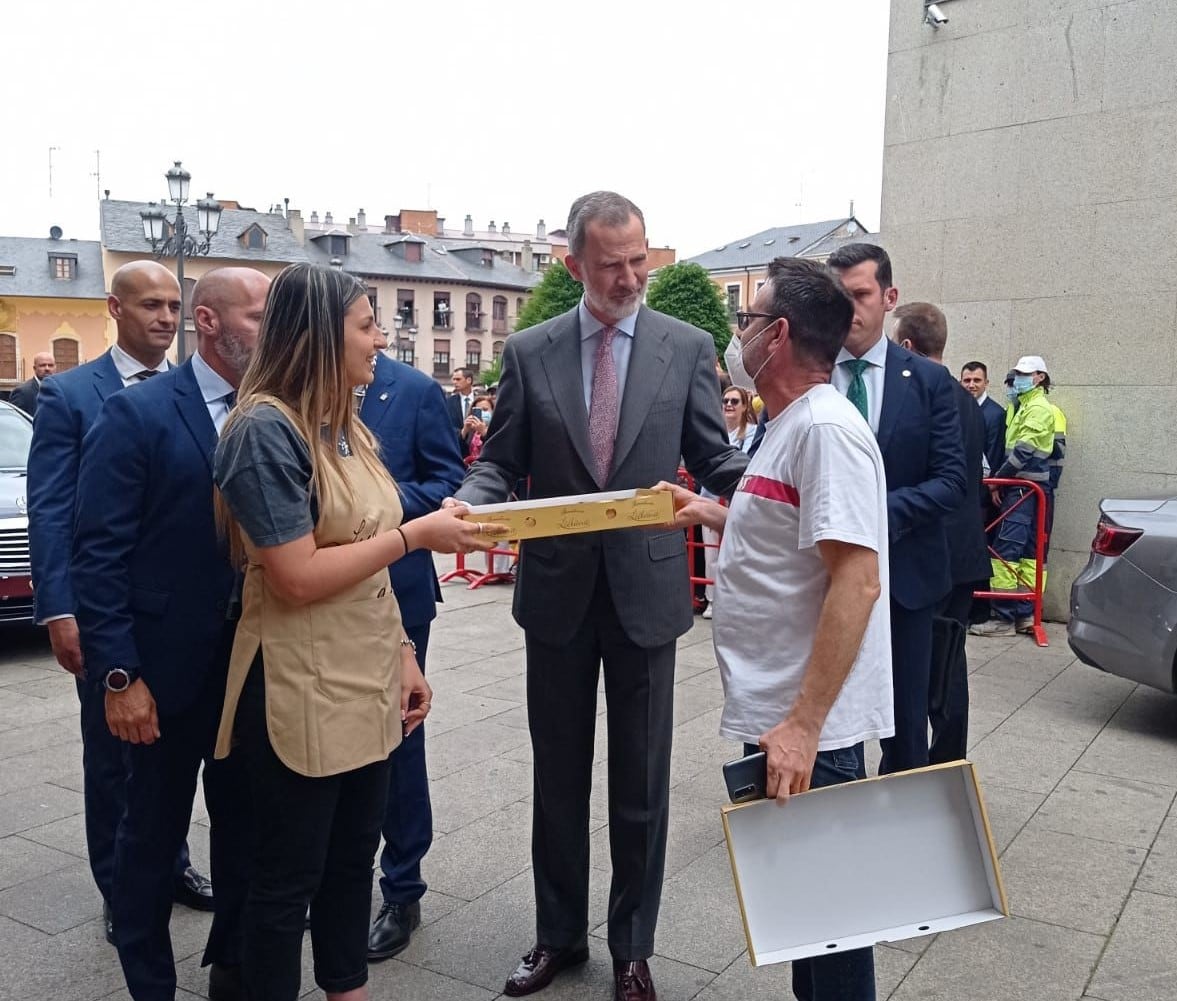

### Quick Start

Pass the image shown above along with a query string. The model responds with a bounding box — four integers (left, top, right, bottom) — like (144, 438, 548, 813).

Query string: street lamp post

(392, 315, 418, 368)
(139, 161, 222, 363)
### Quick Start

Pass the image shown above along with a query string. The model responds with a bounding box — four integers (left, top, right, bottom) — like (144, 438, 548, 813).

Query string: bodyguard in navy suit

(26, 261, 210, 943)
(828, 245, 965, 775)
(361, 352, 465, 960)
(960, 361, 1008, 476)
(71, 267, 269, 1001)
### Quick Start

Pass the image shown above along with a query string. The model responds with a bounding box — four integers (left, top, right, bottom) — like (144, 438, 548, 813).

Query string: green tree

(645, 262, 732, 358)
(514, 260, 583, 332)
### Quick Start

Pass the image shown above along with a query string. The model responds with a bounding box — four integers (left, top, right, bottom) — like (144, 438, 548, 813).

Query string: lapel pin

(379, 392, 389, 401)
(902, 370, 911, 378)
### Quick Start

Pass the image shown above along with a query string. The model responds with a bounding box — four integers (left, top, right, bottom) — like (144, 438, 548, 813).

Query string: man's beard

(585, 283, 645, 323)
(220, 327, 253, 377)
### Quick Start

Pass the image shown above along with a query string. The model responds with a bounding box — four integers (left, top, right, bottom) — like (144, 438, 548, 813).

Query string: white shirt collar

(110, 343, 169, 381)
(977, 391, 990, 406)
(835, 331, 889, 368)
(578, 298, 638, 341)
(191, 350, 236, 405)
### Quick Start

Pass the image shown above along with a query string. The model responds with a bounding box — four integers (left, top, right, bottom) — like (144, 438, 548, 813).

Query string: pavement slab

(1086, 890, 1177, 1001)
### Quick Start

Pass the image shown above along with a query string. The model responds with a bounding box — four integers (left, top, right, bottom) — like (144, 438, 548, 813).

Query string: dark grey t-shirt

(214, 404, 318, 548)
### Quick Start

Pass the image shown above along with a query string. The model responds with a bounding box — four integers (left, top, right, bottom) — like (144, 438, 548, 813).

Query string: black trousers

(236, 660, 391, 1001)
(879, 599, 934, 775)
(525, 566, 676, 961)
(76, 676, 192, 906)
(111, 630, 250, 1001)
(928, 584, 975, 765)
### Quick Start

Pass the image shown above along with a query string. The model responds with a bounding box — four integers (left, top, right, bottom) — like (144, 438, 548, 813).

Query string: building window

(466, 339, 482, 369)
(240, 225, 267, 250)
(51, 254, 78, 280)
(366, 289, 379, 325)
(405, 242, 423, 263)
(493, 340, 505, 362)
(433, 294, 452, 329)
(433, 339, 450, 375)
(725, 284, 740, 320)
(398, 343, 415, 367)
(465, 293, 483, 331)
(183, 277, 197, 322)
(492, 296, 508, 334)
(328, 235, 349, 256)
(754, 279, 766, 294)
(52, 338, 79, 372)
(396, 290, 415, 329)
(0, 334, 16, 381)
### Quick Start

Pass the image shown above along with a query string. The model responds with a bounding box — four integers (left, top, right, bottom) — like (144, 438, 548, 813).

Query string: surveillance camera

(925, 3, 949, 26)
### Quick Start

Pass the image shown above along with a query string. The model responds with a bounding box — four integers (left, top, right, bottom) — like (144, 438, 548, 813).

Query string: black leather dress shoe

(367, 900, 421, 961)
(614, 959, 657, 1001)
(502, 943, 590, 997)
(102, 900, 115, 946)
(208, 962, 248, 1001)
(173, 866, 215, 912)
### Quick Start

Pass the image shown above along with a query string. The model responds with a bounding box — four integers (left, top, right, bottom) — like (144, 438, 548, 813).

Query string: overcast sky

(2, 0, 889, 259)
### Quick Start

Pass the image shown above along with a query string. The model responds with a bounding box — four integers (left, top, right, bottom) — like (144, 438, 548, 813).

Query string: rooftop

(683, 217, 874, 271)
(0, 235, 106, 299)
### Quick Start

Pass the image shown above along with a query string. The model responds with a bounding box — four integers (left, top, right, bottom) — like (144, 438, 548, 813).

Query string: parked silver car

(0, 400, 33, 623)
(1068, 496, 1177, 694)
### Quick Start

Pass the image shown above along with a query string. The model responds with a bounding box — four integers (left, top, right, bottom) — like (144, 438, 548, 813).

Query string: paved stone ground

(1, 562, 1175, 1000)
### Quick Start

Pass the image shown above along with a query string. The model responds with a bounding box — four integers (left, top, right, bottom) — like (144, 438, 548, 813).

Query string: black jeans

(743, 743, 876, 1001)
(235, 660, 391, 1000)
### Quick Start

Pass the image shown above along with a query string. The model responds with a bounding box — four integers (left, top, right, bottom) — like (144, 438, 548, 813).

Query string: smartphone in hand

(722, 750, 767, 803)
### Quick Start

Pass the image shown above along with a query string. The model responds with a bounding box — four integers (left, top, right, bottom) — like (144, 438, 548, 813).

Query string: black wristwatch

(102, 667, 139, 693)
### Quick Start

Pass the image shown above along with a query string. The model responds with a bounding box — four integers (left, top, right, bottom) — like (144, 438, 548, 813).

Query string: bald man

(9, 351, 55, 416)
(72, 266, 270, 1001)
(26, 260, 213, 950)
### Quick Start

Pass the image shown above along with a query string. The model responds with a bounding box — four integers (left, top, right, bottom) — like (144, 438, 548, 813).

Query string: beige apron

(214, 400, 405, 778)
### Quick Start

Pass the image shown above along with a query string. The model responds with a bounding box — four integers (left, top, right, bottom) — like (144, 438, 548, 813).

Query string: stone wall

(880, 0, 1177, 617)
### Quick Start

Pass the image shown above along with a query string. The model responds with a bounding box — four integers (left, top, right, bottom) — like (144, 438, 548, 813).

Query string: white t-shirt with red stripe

(713, 384, 895, 750)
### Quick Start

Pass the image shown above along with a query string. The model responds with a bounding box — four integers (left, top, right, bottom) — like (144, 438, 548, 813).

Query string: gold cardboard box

(461, 489, 675, 541)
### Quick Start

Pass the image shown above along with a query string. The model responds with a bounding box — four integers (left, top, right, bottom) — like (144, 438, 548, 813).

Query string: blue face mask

(1005, 385, 1019, 403)
(1012, 374, 1035, 394)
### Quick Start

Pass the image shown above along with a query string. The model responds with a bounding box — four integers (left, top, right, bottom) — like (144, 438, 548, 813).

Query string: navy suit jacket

(71, 360, 235, 715)
(946, 381, 993, 586)
(876, 341, 966, 610)
(979, 395, 1007, 476)
(361, 355, 465, 629)
(27, 351, 124, 622)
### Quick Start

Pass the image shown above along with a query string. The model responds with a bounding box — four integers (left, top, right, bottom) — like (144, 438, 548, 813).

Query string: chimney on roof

(436, 216, 445, 236)
(536, 218, 546, 240)
(357, 208, 366, 230)
(502, 221, 510, 237)
(347, 216, 359, 234)
(325, 211, 334, 226)
(522, 238, 533, 272)
(310, 210, 319, 225)
(287, 208, 304, 244)
(488, 220, 497, 235)
(463, 214, 474, 237)
(848, 199, 855, 219)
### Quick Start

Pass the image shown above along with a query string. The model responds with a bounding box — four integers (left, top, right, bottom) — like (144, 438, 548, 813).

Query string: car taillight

(1092, 518, 1143, 557)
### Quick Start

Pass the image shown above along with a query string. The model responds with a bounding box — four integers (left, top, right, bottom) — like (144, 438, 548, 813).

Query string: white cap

(1013, 354, 1048, 375)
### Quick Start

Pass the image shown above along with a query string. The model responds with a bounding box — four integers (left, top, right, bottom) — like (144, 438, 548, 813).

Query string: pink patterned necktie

(588, 325, 619, 484)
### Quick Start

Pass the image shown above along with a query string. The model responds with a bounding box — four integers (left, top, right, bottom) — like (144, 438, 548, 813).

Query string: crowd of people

(20, 188, 1064, 1001)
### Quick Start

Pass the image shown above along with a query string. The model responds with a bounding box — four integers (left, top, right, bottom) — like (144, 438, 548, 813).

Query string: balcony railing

(395, 308, 418, 329)
(465, 311, 486, 332)
(433, 309, 453, 330)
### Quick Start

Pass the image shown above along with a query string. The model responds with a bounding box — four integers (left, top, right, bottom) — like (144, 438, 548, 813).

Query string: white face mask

(723, 324, 773, 392)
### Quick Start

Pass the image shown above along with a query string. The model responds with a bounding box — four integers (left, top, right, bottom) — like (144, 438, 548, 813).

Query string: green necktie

(843, 359, 870, 422)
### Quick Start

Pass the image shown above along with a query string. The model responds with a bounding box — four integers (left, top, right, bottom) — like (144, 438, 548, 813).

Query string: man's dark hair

(827, 242, 893, 291)
(893, 302, 947, 358)
(961, 361, 988, 378)
(452, 367, 473, 381)
(764, 257, 855, 370)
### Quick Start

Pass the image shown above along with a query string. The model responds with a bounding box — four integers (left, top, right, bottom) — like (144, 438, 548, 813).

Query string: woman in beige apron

(213, 264, 501, 1001)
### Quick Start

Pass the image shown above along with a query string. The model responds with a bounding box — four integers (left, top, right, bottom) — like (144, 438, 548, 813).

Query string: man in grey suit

(9, 352, 56, 416)
(450, 192, 748, 1001)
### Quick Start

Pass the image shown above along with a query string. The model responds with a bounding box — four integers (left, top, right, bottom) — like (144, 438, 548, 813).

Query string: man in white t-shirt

(659, 257, 893, 1001)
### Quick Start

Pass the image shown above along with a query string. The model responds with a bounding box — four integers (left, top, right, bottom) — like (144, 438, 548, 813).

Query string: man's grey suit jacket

(455, 304, 749, 650)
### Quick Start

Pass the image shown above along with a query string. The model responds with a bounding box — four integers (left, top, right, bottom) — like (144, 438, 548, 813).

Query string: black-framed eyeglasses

(735, 311, 779, 331)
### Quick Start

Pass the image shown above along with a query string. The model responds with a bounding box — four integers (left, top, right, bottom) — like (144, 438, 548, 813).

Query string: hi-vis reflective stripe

(739, 475, 800, 506)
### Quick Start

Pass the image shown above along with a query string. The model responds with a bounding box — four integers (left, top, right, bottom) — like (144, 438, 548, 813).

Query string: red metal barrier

(974, 477, 1049, 648)
(677, 467, 725, 605)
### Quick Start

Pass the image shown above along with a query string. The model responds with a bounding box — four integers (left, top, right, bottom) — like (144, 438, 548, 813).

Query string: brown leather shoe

(614, 959, 657, 1001)
(502, 943, 590, 997)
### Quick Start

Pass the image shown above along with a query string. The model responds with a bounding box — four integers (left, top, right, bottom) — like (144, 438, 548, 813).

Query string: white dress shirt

(578, 298, 637, 412)
(977, 391, 990, 407)
(110, 343, 170, 388)
(831, 333, 889, 435)
(191, 351, 238, 433)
